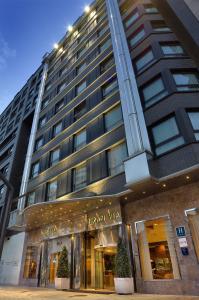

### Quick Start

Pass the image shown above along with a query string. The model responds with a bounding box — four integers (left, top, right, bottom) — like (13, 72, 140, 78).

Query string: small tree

(56, 246, 69, 278)
(115, 238, 131, 278)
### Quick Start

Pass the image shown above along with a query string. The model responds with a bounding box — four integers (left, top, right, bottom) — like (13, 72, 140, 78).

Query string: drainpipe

(0, 172, 14, 259)
(18, 58, 48, 211)
(106, 0, 153, 186)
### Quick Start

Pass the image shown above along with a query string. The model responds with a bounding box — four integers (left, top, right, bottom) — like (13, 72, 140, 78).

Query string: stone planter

(55, 277, 70, 290)
(114, 278, 134, 294)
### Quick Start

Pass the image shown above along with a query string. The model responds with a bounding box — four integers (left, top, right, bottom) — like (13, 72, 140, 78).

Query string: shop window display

(136, 217, 180, 280)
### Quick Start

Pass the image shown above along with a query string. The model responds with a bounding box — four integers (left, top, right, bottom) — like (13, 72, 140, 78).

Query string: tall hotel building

(0, 0, 199, 295)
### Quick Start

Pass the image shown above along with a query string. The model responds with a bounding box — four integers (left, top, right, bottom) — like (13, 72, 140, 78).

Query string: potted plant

(55, 246, 70, 290)
(114, 238, 134, 294)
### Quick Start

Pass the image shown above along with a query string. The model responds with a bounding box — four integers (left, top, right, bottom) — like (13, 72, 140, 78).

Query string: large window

(129, 27, 145, 47)
(73, 163, 87, 191)
(144, 4, 158, 13)
(135, 48, 154, 72)
(188, 112, 199, 140)
(49, 148, 60, 167)
(102, 77, 118, 99)
(74, 101, 86, 121)
(142, 77, 168, 108)
(52, 121, 62, 138)
(46, 180, 57, 201)
(38, 115, 46, 129)
(30, 161, 40, 178)
(55, 99, 64, 114)
(105, 105, 123, 131)
(107, 143, 127, 176)
(74, 129, 87, 151)
(34, 137, 43, 151)
(136, 217, 180, 280)
(151, 117, 184, 155)
(100, 56, 114, 74)
(76, 80, 87, 95)
(125, 10, 139, 28)
(152, 21, 170, 32)
(161, 43, 185, 56)
(173, 72, 199, 91)
(100, 39, 112, 53)
(26, 192, 36, 207)
(76, 62, 87, 75)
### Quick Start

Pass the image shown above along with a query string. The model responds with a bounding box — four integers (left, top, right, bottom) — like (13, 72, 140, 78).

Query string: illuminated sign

(88, 205, 122, 230)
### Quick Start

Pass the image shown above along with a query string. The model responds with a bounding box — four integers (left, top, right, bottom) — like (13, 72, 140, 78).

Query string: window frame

(30, 161, 40, 178)
(172, 71, 199, 92)
(150, 116, 185, 156)
(49, 147, 61, 167)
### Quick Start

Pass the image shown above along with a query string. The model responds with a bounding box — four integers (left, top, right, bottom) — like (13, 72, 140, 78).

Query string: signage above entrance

(87, 204, 122, 231)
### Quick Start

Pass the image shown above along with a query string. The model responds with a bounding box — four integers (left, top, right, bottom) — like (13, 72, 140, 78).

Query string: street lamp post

(0, 171, 14, 260)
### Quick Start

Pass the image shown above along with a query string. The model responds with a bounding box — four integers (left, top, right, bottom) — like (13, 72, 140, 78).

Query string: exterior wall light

(53, 43, 59, 49)
(68, 25, 73, 32)
(84, 5, 90, 13)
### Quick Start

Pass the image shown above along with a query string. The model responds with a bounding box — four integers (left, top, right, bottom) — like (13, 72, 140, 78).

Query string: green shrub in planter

(56, 246, 69, 278)
(115, 238, 131, 278)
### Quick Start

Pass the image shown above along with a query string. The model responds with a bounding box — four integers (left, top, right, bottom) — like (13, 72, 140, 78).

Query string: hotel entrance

(84, 226, 119, 291)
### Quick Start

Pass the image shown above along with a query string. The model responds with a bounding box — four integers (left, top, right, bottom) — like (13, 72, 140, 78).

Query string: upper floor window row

(32, 104, 123, 173)
(140, 70, 199, 109)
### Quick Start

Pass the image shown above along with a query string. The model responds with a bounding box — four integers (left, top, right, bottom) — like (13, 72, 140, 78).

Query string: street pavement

(0, 287, 198, 300)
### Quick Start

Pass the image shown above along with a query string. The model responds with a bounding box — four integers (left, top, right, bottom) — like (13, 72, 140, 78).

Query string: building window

(100, 39, 112, 53)
(77, 46, 87, 59)
(187, 209, 199, 261)
(58, 82, 67, 94)
(136, 217, 180, 280)
(74, 129, 86, 151)
(173, 72, 199, 91)
(152, 21, 171, 32)
(41, 96, 49, 109)
(125, 10, 139, 28)
(142, 77, 168, 108)
(23, 246, 38, 279)
(74, 101, 86, 121)
(26, 192, 36, 207)
(144, 4, 158, 13)
(73, 163, 87, 191)
(102, 77, 118, 99)
(151, 117, 184, 156)
(76, 62, 87, 75)
(49, 148, 60, 167)
(107, 142, 127, 176)
(76, 80, 87, 96)
(105, 105, 123, 131)
(52, 121, 62, 138)
(135, 48, 154, 72)
(188, 112, 199, 140)
(46, 180, 57, 201)
(161, 43, 185, 56)
(34, 137, 43, 151)
(30, 161, 40, 178)
(98, 25, 108, 37)
(55, 99, 64, 114)
(0, 185, 5, 198)
(38, 115, 46, 129)
(129, 27, 145, 47)
(100, 56, 114, 74)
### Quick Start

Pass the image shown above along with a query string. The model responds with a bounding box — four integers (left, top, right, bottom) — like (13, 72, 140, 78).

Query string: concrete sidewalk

(0, 287, 198, 300)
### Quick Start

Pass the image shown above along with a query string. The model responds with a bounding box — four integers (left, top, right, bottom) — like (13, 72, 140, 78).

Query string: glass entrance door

(97, 247, 116, 290)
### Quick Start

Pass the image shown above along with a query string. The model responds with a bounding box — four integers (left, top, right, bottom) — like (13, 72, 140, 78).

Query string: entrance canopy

(21, 194, 121, 231)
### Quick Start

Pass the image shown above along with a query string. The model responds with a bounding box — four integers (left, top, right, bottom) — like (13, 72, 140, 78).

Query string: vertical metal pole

(18, 60, 48, 210)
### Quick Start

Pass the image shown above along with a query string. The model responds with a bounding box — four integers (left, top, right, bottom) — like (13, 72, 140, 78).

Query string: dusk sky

(0, 0, 91, 114)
